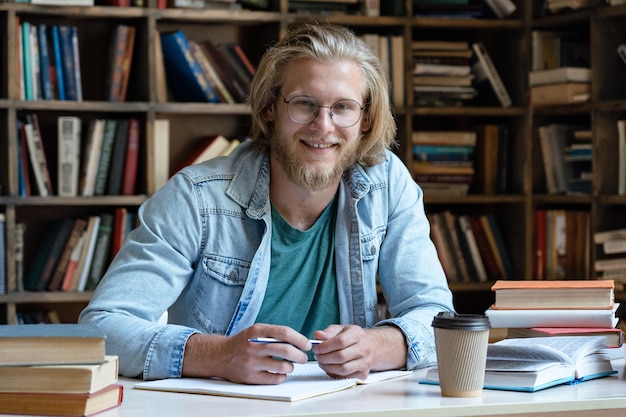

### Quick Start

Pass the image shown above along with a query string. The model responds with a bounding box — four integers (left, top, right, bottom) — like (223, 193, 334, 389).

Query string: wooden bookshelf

(1, 1, 625, 324)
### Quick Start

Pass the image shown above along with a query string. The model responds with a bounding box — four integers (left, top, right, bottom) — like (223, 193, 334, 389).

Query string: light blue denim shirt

(79, 140, 454, 380)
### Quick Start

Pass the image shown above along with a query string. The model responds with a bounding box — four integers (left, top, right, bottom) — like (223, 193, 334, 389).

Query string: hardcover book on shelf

(71, 215, 101, 292)
(490, 279, 615, 310)
(420, 336, 616, 392)
(46, 217, 88, 291)
(484, 303, 620, 329)
(24, 114, 53, 196)
(105, 24, 133, 102)
(57, 25, 79, 101)
(121, 118, 141, 195)
(0, 355, 118, 394)
(135, 362, 411, 402)
(484, 0, 516, 18)
(84, 213, 113, 291)
(37, 22, 53, 100)
(28, 22, 41, 101)
(106, 119, 130, 196)
(149, 119, 171, 194)
(57, 116, 81, 197)
(412, 130, 477, 146)
(471, 42, 512, 108)
(33, 217, 76, 291)
(528, 66, 591, 86)
(94, 119, 118, 196)
(160, 30, 219, 103)
(79, 119, 105, 197)
(530, 82, 590, 105)
(0, 323, 106, 366)
(0, 384, 123, 417)
(175, 134, 230, 173)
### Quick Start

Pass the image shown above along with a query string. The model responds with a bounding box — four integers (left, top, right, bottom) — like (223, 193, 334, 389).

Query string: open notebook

(134, 362, 412, 401)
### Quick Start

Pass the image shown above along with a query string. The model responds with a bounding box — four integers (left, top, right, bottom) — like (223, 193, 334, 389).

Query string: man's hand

(182, 324, 312, 384)
(312, 325, 407, 380)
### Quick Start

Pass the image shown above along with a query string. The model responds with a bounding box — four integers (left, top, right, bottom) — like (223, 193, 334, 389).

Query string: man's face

(266, 58, 369, 191)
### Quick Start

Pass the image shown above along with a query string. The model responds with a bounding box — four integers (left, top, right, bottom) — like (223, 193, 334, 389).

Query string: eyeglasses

(279, 92, 364, 128)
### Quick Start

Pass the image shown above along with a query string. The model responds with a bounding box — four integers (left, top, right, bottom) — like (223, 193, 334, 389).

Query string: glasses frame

(278, 92, 365, 128)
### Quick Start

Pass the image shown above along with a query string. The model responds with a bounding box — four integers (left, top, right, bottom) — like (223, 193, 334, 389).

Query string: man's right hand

(181, 323, 312, 384)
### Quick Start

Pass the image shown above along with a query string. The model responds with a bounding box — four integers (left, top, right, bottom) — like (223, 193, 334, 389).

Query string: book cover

(135, 362, 411, 402)
(24, 114, 53, 196)
(94, 119, 118, 196)
(73, 215, 101, 292)
(57, 24, 78, 101)
(80, 119, 105, 197)
(529, 66, 591, 86)
(490, 279, 614, 310)
(507, 328, 624, 348)
(175, 134, 230, 173)
(121, 118, 140, 195)
(47, 217, 88, 291)
(484, 303, 620, 329)
(471, 42, 512, 107)
(0, 383, 122, 417)
(105, 24, 130, 101)
(200, 39, 248, 102)
(160, 30, 219, 103)
(106, 119, 130, 196)
(37, 22, 54, 100)
(0, 323, 106, 366)
(420, 336, 616, 392)
(118, 25, 135, 102)
(189, 40, 234, 103)
(0, 355, 118, 394)
(85, 213, 114, 291)
(51, 24, 65, 100)
(57, 116, 81, 197)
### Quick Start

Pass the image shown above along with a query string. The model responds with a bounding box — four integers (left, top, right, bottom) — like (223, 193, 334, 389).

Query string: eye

(292, 97, 317, 109)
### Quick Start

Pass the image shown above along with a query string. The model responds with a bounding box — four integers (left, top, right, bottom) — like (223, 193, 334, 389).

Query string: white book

(485, 304, 620, 329)
(57, 116, 81, 197)
(151, 119, 170, 194)
(529, 67, 591, 87)
(414, 63, 472, 77)
(75, 215, 101, 292)
(485, 0, 516, 18)
(604, 239, 626, 254)
(24, 115, 53, 196)
(471, 42, 512, 107)
(80, 119, 105, 197)
(135, 362, 411, 402)
(595, 228, 626, 244)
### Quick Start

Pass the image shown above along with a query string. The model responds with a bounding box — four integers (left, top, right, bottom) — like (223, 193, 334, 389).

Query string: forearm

(368, 325, 408, 371)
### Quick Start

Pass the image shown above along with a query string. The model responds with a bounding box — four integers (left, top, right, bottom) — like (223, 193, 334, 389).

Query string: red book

(109, 207, 128, 263)
(121, 118, 140, 195)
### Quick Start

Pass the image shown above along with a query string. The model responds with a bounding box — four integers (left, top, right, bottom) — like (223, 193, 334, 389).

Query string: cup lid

(432, 311, 491, 331)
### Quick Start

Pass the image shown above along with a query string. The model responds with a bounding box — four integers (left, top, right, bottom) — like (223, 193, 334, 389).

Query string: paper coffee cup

(432, 312, 491, 397)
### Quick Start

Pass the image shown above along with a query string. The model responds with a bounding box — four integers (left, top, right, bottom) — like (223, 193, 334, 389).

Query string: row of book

(413, 125, 510, 197)
(22, 208, 132, 293)
(534, 209, 590, 280)
(17, 114, 141, 197)
(159, 29, 255, 104)
(0, 323, 122, 416)
(18, 22, 83, 101)
(412, 40, 511, 108)
(359, 32, 404, 108)
(428, 211, 514, 284)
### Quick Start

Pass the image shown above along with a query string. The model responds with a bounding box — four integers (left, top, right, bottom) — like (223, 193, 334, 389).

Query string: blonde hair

(248, 23, 397, 167)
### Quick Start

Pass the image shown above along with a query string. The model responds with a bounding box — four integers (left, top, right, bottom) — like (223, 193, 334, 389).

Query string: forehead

(281, 58, 365, 101)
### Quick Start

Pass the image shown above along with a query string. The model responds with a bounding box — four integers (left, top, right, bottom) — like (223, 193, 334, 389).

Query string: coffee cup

(432, 311, 491, 397)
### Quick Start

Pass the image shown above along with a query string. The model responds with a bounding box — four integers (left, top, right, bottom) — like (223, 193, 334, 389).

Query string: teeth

(305, 141, 333, 149)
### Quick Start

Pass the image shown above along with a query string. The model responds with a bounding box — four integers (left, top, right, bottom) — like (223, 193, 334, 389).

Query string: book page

(491, 336, 606, 366)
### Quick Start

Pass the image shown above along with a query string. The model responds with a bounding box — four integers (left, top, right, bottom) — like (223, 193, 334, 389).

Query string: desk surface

(9, 360, 626, 417)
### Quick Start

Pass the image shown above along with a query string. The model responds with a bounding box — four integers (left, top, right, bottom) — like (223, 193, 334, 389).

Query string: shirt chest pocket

(191, 254, 251, 334)
(361, 228, 385, 262)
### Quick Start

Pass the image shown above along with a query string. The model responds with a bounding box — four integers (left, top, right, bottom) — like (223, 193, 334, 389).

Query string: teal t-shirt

(256, 198, 340, 353)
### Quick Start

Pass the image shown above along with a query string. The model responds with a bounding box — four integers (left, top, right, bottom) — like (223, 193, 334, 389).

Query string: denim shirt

(79, 140, 454, 380)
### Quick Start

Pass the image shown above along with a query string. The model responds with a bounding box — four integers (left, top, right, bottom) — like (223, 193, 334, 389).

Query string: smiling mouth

(302, 140, 336, 149)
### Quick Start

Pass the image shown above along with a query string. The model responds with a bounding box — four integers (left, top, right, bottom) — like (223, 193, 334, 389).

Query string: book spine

(80, 119, 105, 197)
(106, 119, 129, 195)
(85, 214, 113, 291)
(29, 23, 41, 101)
(21, 22, 32, 100)
(71, 26, 83, 101)
(0, 214, 5, 295)
(121, 118, 140, 195)
(118, 26, 135, 102)
(57, 116, 81, 197)
(472, 42, 512, 108)
(37, 23, 53, 100)
(58, 25, 77, 101)
(47, 218, 87, 291)
(51, 25, 65, 100)
(94, 119, 118, 196)
(105, 24, 129, 101)
(24, 114, 53, 196)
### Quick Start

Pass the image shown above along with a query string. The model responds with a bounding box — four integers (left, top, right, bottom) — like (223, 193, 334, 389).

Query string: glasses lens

(331, 100, 362, 127)
(287, 96, 318, 124)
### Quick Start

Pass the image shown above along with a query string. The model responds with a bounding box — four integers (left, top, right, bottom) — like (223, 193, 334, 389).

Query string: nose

(309, 106, 335, 133)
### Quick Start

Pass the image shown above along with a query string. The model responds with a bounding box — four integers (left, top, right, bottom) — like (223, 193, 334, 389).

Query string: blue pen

(248, 337, 323, 345)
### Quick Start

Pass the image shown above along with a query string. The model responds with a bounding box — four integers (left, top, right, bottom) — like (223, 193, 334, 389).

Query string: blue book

(58, 25, 78, 101)
(21, 22, 32, 101)
(160, 30, 219, 103)
(37, 23, 53, 100)
(51, 25, 65, 100)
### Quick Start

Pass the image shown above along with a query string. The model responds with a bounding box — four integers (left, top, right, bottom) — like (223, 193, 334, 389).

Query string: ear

(264, 102, 275, 122)
(360, 116, 371, 133)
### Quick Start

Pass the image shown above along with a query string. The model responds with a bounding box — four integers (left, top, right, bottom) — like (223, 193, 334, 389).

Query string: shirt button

(370, 245, 376, 255)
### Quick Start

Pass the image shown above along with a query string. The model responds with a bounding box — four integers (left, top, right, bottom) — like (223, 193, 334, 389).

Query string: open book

(134, 362, 411, 402)
(420, 336, 617, 392)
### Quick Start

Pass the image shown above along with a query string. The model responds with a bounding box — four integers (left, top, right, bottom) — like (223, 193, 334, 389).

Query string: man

(79, 23, 454, 384)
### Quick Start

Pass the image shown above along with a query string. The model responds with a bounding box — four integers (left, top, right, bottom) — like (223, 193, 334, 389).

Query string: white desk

(8, 360, 626, 417)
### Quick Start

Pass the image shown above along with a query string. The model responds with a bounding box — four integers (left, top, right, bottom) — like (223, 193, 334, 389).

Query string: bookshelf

(1, 1, 624, 325)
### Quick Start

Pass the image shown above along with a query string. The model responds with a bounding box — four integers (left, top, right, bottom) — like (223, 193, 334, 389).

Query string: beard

(270, 130, 360, 192)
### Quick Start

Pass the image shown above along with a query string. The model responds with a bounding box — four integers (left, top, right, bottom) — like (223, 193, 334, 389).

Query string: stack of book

(529, 66, 591, 106)
(412, 130, 476, 196)
(485, 280, 624, 357)
(0, 324, 122, 416)
(595, 228, 626, 288)
(412, 40, 476, 107)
